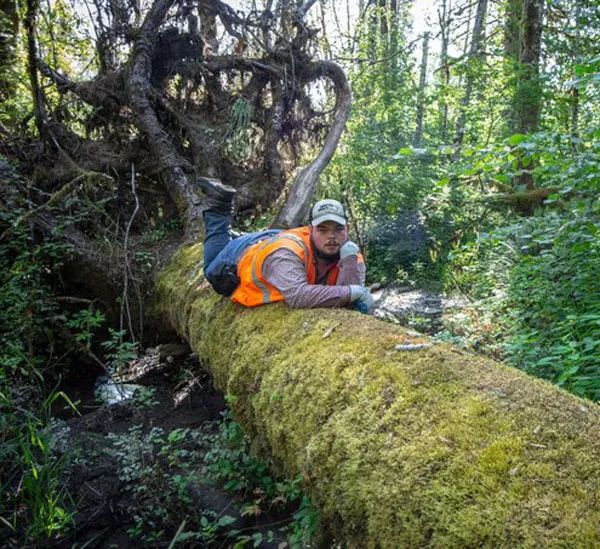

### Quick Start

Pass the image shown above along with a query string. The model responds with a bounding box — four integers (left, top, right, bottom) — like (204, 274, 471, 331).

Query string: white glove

(349, 285, 375, 310)
(340, 241, 360, 260)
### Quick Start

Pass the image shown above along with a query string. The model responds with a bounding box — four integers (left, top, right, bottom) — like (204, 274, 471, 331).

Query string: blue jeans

(203, 211, 234, 269)
(203, 211, 280, 295)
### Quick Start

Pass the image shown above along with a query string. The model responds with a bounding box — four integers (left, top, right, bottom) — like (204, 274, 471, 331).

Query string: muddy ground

(36, 345, 302, 548)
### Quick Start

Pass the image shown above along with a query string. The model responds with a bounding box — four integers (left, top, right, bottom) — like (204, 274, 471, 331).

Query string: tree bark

(453, 0, 488, 152)
(504, 0, 544, 194)
(414, 32, 430, 145)
(505, 0, 544, 137)
(24, 0, 48, 140)
(570, 1, 581, 146)
(517, 0, 544, 135)
(156, 244, 600, 547)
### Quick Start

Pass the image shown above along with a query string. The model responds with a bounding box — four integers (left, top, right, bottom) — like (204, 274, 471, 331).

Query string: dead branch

(274, 60, 352, 228)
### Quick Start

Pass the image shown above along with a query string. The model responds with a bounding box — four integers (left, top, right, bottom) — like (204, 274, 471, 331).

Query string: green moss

(155, 244, 600, 547)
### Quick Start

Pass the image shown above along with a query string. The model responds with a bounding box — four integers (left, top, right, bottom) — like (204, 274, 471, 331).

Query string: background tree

(0, 0, 19, 106)
(413, 31, 429, 144)
(452, 0, 487, 152)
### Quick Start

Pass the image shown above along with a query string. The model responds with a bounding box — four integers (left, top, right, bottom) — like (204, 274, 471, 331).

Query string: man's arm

(262, 249, 352, 308)
(336, 254, 366, 286)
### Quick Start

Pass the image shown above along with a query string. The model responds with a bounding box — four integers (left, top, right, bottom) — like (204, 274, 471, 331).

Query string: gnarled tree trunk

(18, 0, 351, 239)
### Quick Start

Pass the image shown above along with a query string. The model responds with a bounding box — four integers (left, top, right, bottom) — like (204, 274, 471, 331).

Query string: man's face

(310, 220, 348, 260)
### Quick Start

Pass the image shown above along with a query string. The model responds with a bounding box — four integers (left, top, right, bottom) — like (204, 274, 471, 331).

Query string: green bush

(443, 129, 600, 401)
(0, 162, 95, 543)
(505, 213, 600, 399)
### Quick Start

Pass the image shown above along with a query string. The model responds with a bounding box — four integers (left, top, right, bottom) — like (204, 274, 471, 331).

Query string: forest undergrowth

(413, 130, 600, 401)
(0, 164, 318, 546)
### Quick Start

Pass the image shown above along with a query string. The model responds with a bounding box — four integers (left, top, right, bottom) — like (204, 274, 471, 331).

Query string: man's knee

(205, 261, 239, 296)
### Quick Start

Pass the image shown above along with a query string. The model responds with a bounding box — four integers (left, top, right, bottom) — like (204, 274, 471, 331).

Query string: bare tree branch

(274, 60, 352, 228)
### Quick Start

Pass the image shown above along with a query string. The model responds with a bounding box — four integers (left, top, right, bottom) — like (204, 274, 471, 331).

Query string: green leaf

(508, 133, 527, 146)
(217, 515, 237, 527)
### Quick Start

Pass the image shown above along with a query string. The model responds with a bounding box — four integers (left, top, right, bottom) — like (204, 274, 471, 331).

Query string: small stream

(372, 284, 468, 333)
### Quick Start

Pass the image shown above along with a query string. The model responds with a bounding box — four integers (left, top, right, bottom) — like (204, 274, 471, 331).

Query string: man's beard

(311, 236, 340, 263)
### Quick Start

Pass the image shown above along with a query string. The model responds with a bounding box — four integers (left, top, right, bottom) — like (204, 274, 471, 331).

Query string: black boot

(197, 176, 236, 215)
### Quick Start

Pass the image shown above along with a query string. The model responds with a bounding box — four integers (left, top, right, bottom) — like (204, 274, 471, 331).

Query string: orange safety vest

(231, 226, 349, 307)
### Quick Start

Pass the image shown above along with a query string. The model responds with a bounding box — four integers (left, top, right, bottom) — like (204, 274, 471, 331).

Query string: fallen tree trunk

(157, 244, 600, 547)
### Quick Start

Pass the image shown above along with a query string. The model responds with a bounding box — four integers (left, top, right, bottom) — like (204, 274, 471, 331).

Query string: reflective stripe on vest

(249, 233, 309, 304)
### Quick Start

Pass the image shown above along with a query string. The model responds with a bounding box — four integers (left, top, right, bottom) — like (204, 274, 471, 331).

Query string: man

(198, 177, 374, 312)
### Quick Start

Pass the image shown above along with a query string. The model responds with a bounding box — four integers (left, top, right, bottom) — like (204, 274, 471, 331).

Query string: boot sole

(196, 177, 236, 199)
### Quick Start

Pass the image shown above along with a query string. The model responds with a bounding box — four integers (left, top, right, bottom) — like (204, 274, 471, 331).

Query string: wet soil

(44, 345, 293, 548)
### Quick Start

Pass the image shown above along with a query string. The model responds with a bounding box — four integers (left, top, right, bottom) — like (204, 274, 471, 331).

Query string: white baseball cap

(310, 199, 347, 226)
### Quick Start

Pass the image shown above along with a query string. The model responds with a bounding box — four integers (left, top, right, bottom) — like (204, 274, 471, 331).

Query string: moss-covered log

(157, 244, 600, 547)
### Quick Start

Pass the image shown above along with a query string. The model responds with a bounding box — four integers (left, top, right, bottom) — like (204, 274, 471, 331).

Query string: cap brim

(311, 214, 347, 226)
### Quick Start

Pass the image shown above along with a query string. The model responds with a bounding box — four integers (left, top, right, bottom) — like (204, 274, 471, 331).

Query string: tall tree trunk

(414, 32, 430, 145)
(453, 0, 488, 152)
(437, 0, 450, 143)
(24, 0, 48, 140)
(506, 0, 544, 137)
(0, 0, 19, 104)
(378, 0, 388, 37)
(462, 0, 473, 57)
(505, 0, 544, 194)
(571, 85, 579, 144)
(570, 1, 581, 147)
(517, 0, 544, 136)
(504, 0, 520, 133)
(382, 0, 399, 95)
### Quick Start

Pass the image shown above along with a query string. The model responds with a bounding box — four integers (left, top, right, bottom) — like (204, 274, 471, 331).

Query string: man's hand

(340, 241, 360, 260)
(349, 285, 375, 313)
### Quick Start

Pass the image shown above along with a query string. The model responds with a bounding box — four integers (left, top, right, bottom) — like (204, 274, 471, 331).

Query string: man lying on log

(197, 177, 375, 312)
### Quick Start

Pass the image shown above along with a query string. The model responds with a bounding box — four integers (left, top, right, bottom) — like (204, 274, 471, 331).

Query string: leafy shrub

(443, 129, 600, 400)
(505, 213, 600, 399)
(443, 213, 600, 401)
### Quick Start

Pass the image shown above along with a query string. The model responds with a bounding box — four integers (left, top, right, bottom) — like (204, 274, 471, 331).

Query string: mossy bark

(157, 244, 600, 547)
